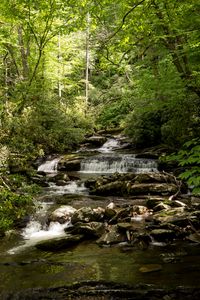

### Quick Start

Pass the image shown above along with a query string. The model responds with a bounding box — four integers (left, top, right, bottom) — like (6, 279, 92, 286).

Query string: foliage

(0, 0, 199, 158)
(0, 187, 34, 233)
(6, 95, 91, 156)
(165, 138, 200, 195)
(90, 0, 200, 147)
(125, 108, 164, 148)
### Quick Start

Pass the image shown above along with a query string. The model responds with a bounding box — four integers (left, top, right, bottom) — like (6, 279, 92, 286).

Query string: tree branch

(104, 0, 146, 44)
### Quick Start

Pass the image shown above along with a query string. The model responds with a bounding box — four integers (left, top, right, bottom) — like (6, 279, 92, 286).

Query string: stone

(50, 173, 70, 184)
(117, 222, 135, 231)
(35, 234, 84, 251)
(104, 207, 117, 220)
(84, 135, 107, 147)
(153, 203, 171, 212)
(91, 180, 125, 196)
(132, 205, 149, 215)
(71, 207, 104, 224)
(128, 183, 177, 196)
(65, 221, 105, 238)
(58, 159, 81, 172)
(96, 225, 126, 245)
(49, 206, 76, 224)
(139, 264, 162, 273)
(31, 176, 49, 187)
(150, 229, 177, 242)
(106, 202, 116, 209)
(146, 198, 166, 209)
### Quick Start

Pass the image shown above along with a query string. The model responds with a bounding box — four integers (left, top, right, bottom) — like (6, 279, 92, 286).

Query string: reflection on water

(0, 241, 200, 294)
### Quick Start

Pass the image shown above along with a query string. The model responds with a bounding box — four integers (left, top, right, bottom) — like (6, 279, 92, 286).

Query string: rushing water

(37, 157, 60, 174)
(80, 154, 158, 174)
(0, 136, 200, 297)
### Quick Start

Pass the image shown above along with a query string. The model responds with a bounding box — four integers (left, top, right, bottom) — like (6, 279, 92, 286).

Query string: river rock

(132, 205, 149, 215)
(57, 158, 81, 172)
(71, 207, 104, 224)
(49, 206, 77, 224)
(91, 180, 126, 196)
(65, 221, 105, 238)
(128, 183, 177, 196)
(31, 175, 49, 187)
(96, 225, 126, 245)
(104, 207, 117, 220)
(153, 208, 187, 224)
(146, 198, 166, 209)
(139, 264, 162, 273)
(49, 173, 70, 184)
(35, 234, 84, 251)
(84, 135, 107, 147)
(153, 202, 171, 212)
(150, 229, 177, 242)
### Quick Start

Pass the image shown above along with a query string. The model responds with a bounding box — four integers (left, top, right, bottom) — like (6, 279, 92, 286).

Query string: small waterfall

(38, 158, 60, 174)
(98, 138, 121, 153)
(47, 181, 88, 195)
(80, 154, 158, 174)
(8, 201, 70, 254)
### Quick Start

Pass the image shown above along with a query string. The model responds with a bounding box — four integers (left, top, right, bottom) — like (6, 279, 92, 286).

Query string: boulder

(153, 202, 171, 212)
(84, 135, 107, 147)
(150, 229, 177, 242)
(146, 198, 166, 209)
(134, 173, 176, 184)
(49, 173, 70, 185)
(91, 180, 126, 196)
(65, 221, 105, 238)
(104, 207, 117, 220)
(128, 183, 177, 196)
(153, 208, 187, 224)
(96, 225, 126, 245)
(31, 175, 49, 187)
(132, 205, 149, 215)
(49, 206, 76, 224)
(58, 159, 81, 172)
(71, 207, 104, 224)
(35, 234, 84, 251)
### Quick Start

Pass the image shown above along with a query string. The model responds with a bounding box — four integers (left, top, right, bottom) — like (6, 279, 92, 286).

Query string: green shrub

(165, 138, 200, 195)
(125, 109, 163, 148)
(0, 188, 34, 233)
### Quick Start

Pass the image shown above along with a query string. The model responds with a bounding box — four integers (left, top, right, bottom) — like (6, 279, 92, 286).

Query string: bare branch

(105, 0, 146, 44)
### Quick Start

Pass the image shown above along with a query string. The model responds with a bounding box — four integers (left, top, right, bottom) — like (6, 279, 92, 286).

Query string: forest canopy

(0, 0, 199, 156)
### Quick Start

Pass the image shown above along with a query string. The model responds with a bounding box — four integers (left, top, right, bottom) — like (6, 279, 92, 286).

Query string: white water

(8, 181, 88, 254)
(98, 138, 121, 153)
(38, 158, 60, 174)
(80, 154, 158, 174)
(9, 137, 157, 254)
(47, 181, 88, 195)
(8, 202, 71, 254)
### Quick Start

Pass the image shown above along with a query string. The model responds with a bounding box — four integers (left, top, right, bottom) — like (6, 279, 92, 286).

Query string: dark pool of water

(0, 236, 200, 295)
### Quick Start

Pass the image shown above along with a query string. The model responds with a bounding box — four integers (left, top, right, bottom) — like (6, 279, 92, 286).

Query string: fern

(166, 138, 200, 195)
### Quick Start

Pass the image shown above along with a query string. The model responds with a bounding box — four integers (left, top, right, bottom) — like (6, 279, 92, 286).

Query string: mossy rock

(35, 234, 84, 251)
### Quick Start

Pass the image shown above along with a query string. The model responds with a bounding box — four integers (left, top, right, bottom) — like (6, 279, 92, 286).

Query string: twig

(0, 176, 11, 190)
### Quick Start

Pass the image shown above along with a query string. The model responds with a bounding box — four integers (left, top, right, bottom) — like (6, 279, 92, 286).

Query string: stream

(0, 137, 200, 297)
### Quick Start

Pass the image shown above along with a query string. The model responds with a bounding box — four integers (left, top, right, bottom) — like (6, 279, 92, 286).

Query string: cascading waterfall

(47, 181, 88, 195)
(37, 157, 60, 173)
(98, 138, 121, 153)
(80, 154, 158, 174)
(9, 137, 157, 254)
(8, 201, 71, 254)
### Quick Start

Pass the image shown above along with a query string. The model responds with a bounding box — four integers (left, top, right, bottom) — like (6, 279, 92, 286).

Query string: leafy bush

(6, 96, 92, 156)
(0, 188, 34, 233)
(166, 138, 200, 195)
(125, 109, 163, 148)
(97, 99, 130, 128)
